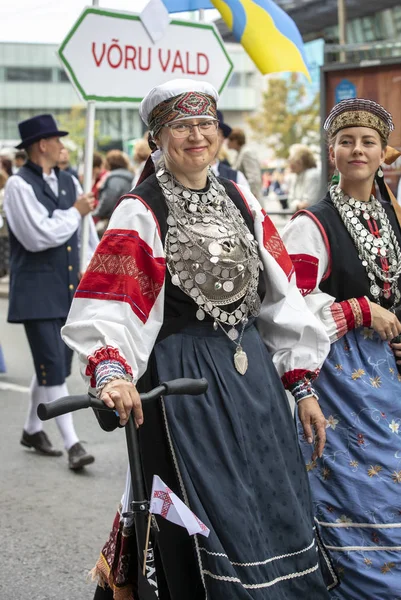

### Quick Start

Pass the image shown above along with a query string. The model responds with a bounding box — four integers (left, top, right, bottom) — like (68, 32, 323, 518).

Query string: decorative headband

(324, 98, 394, 142)
(148, 91, 217, 136)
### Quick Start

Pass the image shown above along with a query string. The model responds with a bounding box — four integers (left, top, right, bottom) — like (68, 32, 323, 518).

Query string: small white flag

(140, 0, 170, 44)
(150, 475, 210, 537)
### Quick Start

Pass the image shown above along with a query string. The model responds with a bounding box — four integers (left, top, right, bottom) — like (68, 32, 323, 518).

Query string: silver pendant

(234, 346, 248, 375)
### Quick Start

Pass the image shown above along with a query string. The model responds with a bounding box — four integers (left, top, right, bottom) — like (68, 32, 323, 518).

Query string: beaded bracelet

(95, 360, 133, 397)
(289, 378, 319, 405)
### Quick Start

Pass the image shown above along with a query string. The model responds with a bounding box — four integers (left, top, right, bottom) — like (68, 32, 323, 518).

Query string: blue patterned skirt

(298, 327, 401, 599)
(150, 321, 335, 599)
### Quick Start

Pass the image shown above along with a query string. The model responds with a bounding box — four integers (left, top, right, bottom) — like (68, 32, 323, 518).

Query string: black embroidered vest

(306, 193, 401, 308)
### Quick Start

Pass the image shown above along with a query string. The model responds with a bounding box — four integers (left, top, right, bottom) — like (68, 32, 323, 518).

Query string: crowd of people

(1, 79, 401, 600)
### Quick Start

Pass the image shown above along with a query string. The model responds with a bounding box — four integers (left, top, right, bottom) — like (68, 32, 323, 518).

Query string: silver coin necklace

(331, 185, 401, 308)
(156, 161, 261, 374)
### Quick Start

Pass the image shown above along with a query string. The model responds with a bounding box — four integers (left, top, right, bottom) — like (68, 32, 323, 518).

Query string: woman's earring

(331, 168, 340, 186)
(377, 166, 384, 178)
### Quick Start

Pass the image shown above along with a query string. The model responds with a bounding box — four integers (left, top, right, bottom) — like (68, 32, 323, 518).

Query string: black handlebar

(37, 377, 208, 421)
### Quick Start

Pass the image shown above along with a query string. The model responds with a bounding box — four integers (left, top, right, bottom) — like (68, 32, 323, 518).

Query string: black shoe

(20, 430, 63, 457)
(68, 442, 95, 470)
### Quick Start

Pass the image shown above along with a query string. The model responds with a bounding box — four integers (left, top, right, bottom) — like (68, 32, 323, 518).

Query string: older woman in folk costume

(282, 98, 401, 599)
(62, 79, 337, 600)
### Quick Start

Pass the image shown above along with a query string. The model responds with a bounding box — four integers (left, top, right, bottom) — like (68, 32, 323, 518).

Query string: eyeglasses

(164, 120, 218, 139)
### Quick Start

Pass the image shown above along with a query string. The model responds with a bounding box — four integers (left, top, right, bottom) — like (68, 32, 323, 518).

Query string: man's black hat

(16, 114, 69, 149)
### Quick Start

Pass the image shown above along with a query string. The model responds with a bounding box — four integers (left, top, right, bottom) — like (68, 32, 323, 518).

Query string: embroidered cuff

(288, 378, 319, 404)
(359, 296, 372, 327)
(334, 296, 372, 337)
(281, 369, 319, 389)
(94, 360, 133, 393)
(86, 346, 133, 388)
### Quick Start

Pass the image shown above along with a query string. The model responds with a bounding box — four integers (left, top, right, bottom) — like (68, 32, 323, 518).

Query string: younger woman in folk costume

(62, 79, 337, 600)
(282, 98, 401, 599)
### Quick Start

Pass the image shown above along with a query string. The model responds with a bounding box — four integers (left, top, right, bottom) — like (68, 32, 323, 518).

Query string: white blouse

(61, 184, 331, 391)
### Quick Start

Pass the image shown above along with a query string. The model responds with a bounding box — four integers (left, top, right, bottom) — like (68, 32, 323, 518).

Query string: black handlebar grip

(163, 377, 208, 396)
(37, 395, 92, 421)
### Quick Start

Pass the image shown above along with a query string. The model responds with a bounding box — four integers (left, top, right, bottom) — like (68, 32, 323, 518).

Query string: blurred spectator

(91, 152, 108, 206)
(13, 150, 27, 173)
(132, 139, 151, 187)
(0, 169, 9, 278)
(227, 128, 262, 200)
(262, 171, 272, 196)
(211, 111, 249, 188)
(269, 170, 288, 209)
(0, 158, 13, 178)
(287, 144, 321, 211)
(57, 148, 79, 179)
(94, 149, 133, 236)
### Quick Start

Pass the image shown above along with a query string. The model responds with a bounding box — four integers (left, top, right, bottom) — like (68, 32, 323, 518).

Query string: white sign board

(59, 7, 234, 102)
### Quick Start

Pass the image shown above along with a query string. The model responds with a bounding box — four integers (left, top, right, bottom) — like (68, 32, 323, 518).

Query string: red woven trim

(339, 300, 355, 330)
(231, 181, 253, 216)
(359, 296, 372, 327)
(76, 229, 165, 324)
(289, 253, 319, 296)
(85, 346, 133, 388)
(262, 213, 294, 281)
(294, 210, 331, 281)
(281, 369, 319, 389)
(330, 303, 348, 340)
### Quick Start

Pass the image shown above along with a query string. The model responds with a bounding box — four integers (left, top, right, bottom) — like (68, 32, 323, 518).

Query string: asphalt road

(0, 298, 128, 600)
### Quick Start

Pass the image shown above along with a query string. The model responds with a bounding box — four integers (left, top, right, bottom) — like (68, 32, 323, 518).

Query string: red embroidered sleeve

(76, 229, 165, 324)
(261, 211, 294, 281)
(330, 296, 371, 340)
(281, 368, 320, 389)
(289, 253, 319, 296)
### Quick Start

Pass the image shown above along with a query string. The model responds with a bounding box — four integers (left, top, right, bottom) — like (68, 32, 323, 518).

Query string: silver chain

(330, 185, 401, 306)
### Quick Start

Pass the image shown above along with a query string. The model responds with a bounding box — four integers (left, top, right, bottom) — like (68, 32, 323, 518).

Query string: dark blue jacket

(217, 161, 238, 183)
(8, 161, 79, 323)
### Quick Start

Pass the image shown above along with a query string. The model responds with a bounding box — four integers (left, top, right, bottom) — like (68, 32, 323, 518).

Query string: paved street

(0, 298, 127, 600)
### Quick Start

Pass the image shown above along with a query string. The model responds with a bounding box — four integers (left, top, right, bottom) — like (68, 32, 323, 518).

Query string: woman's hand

(100, 379, 143, 427)
(369, 301, 401, 341)
(297, 396, 327, 460)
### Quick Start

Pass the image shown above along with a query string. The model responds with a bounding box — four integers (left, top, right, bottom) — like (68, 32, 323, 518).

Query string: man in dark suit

(4, 114, 97, 470)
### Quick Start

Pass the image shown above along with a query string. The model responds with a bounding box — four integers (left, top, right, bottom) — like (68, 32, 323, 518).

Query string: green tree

(248, 73, 320, 159)
(57, 106, 109, 165)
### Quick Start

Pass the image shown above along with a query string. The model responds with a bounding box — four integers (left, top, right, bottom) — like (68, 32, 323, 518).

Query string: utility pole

(80, 0, 99, 271)
(338, 0, 347, 63)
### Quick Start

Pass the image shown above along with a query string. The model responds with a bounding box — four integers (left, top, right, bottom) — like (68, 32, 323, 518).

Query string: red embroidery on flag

(154, 489, 173, 518)
(290, 253, 319, 296)
(194, 514, 209, 532)
(75, 229, 165, 323)
(262, 215, 294, 280)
